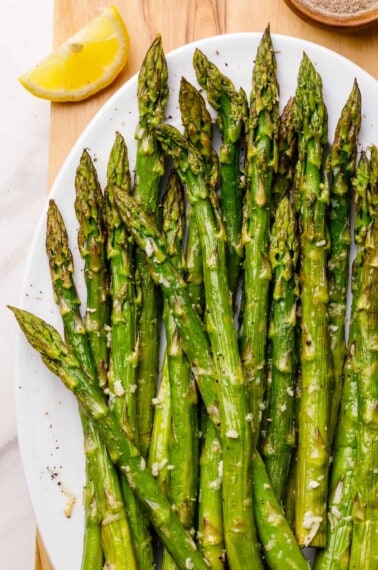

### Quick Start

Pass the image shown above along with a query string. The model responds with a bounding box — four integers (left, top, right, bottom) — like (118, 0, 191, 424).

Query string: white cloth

(0, 0, 53, 566)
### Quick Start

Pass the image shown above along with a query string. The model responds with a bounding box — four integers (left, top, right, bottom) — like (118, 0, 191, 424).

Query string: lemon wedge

(18, 6, 130, 102)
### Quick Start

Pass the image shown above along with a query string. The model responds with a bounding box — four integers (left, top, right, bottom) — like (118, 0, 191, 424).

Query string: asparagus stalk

(81, 475, 103, 570)
(272, 96, 297, 205)
(105, 132, 155, 569)
(160, 171, 199, 570)
(46, 200, 137, 569)
(193, 48, 248, 295)
(178, 74, 217, 314)
(184, 188, 225, 569)
(262, 196, 299, 500)
(314, 98, 363, 564)
(134, 35, 168, 209)
(178, 76, 219, 193)
(105, 131, 139, 442)
(313, 360, 357, 570)
(162, 171, 199, 523)
(9, 306, 210, 570)
(178, 76, 219, 317)
(283, 359, 302, 531)
(349, 145, 378, 569)
(133, 35, 169, 457)
(327, 80, 361, 445)
(185, 205, 204, 315)
(284, 452, 299, 531)
(148, 353, 171, 494)
(197, 414, 225, 570)
(314, 151, 376, 570)
(240, 27, 279, 446)
(83, 419, 137, 569)
(153, 124, 262, 569)
(252, 451, 310, 570)
(74, 149, 109, 390)
(293, 53, 330, 548)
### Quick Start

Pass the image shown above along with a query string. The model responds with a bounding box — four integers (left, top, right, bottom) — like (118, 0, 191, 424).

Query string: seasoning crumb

(62, 486, 76, 518)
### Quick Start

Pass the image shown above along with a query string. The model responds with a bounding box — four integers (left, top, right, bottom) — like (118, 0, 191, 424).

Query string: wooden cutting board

(37, 0, 377, 567)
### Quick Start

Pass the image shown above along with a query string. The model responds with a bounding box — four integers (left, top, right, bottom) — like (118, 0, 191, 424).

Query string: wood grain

(38, 0, 377, 567)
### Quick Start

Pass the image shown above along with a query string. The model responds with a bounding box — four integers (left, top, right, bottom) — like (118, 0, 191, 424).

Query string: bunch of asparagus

(10, 28, 378, 570)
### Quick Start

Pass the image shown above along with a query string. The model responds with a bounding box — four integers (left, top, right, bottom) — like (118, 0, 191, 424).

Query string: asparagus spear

(349, 145, 378, 569)
(315, 97, 363, 564)
(105, 132, 155, 569)
(185, 205, 204, 315)
(193, 48, 248, 295)
(105, 132, 139, 442)
(272, 96, 297, 205)
(178, 76, 219, 315)
(283, 353, 302, 532)
(160, 171, 199, 570)
(9, 306, 210, 570)
(197, 415, 225, 570)
(74, 149, 109, 390)
(293, 53, 330, 548)
(134, 35, 168, 208)
(184, 184, 225, 569)
(81, 474, 103, 570)
(314, 151, 376, 570)
(83, 419, 137, 569)
(178, 75, 211, 318)
(148, 353, 171, 494)
(162, 171, 199, 519)
(240, 27, 279, 446)
(153, 124, 262, 569)
(178, 76, 219, 193)
(262, 196, 299, 501)
(252, 451, 310, 570)
(327, 80, 361, 445)
(46, 200, 137, 569)
(133, 35, 169, 457)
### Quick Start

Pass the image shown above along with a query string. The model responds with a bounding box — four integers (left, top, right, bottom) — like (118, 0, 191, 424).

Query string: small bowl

(284, 0, 378, 30)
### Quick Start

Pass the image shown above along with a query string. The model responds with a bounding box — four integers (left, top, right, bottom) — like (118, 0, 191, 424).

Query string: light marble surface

(1, 0, 53, 566)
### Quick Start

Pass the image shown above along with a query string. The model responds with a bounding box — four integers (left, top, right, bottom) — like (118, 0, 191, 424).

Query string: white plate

(15, 33, 378, 569)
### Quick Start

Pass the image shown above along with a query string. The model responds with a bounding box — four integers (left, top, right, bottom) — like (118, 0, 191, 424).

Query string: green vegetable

(133, 35, 168, 457)
(327, 80, 361, 445)
(193, 47, 248, 296)
(148, 354, 171, 494)
(272, 96, 297, 205)
(240, 26, 279, 447)
(315, 151, 376, 570)
(252, 452, 310, 570)
(161, 171, 199, 570)
(293, 52, 330, 548)
(183, 173, 225, 569)
(349, 145, 378, 569)
(262, 196, 299, 501)
(105, 132, 155, 569)
(74, 149, 109, 389)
